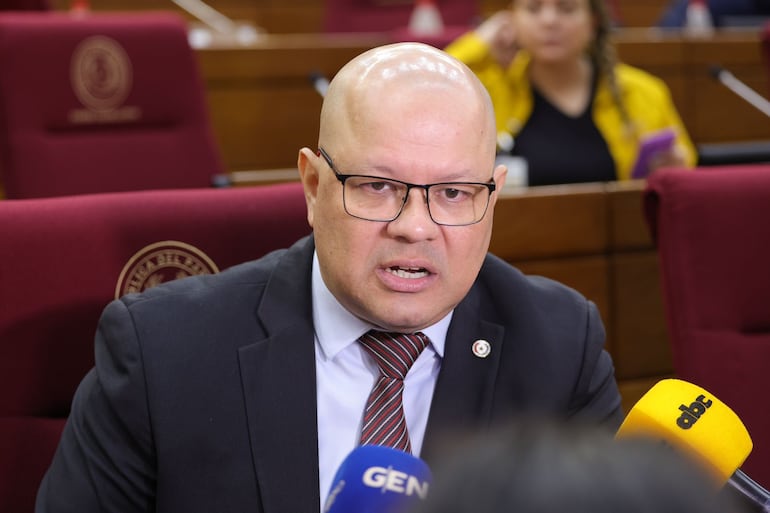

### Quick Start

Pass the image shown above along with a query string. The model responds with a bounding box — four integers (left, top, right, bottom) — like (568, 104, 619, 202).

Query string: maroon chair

(644, 166, 770, 487)
(0, 11, 224, 199)
(0, 0, 48, 9)
(323, 0, 478, 44)
(0, 183, 310, 512)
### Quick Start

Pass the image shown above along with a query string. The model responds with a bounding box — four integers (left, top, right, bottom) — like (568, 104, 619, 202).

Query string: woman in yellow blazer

(446, 0, 697, 186)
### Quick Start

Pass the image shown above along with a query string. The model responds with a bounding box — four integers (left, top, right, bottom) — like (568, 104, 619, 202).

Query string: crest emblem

(70, 35, 132, 112)
(115, 240, 219, 299)
(471, 339, 491, 358)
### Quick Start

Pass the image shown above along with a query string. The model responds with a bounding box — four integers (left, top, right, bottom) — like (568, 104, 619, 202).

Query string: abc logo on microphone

(677, 394, 713, 430)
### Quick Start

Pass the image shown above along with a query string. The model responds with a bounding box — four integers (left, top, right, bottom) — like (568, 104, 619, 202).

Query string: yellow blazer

(446, 33, 697, 180)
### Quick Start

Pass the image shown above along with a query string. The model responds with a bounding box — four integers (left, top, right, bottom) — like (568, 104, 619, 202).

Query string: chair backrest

(644, 166, 770, 487)
(0, 0, 48, 9)
(322, 0, 478, 33)
(0, 182, 310, 512)
(0, 11, 224, 199)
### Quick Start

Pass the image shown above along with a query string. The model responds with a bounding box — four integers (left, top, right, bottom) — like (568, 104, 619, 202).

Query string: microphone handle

(726, 469, 770, 513)
(309, 72, 330, 98)
(170, 0, 237, 34)
(714, 68, 770, 119)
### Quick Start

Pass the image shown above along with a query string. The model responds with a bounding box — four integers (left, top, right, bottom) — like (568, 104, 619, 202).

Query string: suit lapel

(421, 288, 505, 464)
(238, 238, 321, 513)
(235, 237, 508, 507)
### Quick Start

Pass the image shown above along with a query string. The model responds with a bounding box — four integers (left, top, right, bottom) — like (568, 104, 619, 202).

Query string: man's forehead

(321, 43, 493, 146)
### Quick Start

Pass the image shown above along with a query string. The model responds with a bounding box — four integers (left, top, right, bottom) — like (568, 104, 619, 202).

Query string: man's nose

(386, 187, 439, 240)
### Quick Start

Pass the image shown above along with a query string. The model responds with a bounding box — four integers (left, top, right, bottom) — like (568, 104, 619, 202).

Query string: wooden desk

(198, 30, 770, 173)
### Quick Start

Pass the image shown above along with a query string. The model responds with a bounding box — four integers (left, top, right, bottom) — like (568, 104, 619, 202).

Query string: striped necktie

(358, 330, 429, 454)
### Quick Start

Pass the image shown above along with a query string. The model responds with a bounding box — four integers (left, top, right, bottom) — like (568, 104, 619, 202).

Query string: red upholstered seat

(0, 183, 310, 512)
(644, 166, 770, 488)
(0, 11, 224, 199)
(0, 0, 48, 10)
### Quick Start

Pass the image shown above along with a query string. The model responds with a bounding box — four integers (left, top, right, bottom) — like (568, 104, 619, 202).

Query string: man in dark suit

(36, 42, 623, 513)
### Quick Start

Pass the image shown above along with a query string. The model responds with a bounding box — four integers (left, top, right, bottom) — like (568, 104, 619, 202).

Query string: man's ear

(491, 163, 508, 206)
(298, 147, 320, 228)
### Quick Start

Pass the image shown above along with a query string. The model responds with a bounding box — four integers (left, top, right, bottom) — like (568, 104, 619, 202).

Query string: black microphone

(709, 65, 770, 118)
(309, 71, 330, 98)
(729, 470, 770, 513)
(174, 0, 261, 46)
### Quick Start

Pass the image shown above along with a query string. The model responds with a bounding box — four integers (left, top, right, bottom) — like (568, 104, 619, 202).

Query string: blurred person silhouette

(412, 419, 746, 513)
(446, 0, 697, 186)
(659, 0, 770, 28)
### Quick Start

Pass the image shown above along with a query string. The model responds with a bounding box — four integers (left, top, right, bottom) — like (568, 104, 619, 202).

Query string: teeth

(388, 266, 428, 279)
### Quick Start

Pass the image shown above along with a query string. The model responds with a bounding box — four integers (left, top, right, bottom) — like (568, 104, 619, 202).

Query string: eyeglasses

(318, 148, 496, 226)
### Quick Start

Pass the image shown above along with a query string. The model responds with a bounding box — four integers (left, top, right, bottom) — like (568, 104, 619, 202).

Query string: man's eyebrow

(356, 163, 484, 183)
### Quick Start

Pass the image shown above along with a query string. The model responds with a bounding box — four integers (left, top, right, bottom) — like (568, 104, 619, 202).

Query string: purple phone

(631, 129, 676, 179)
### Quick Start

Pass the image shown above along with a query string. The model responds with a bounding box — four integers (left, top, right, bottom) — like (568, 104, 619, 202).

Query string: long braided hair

(587, 0, 635, 138)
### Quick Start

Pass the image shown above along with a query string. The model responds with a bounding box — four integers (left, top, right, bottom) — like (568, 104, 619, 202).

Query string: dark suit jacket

(36, 236, 623, 513)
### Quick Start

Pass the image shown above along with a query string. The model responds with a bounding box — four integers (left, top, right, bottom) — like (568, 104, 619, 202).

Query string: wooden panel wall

(197, 33, 389, 170)
(481, 0, 672, 26)
(51, 0, 326, 33)
(615, 30, 770, 144)
(53, 0, 671, 32)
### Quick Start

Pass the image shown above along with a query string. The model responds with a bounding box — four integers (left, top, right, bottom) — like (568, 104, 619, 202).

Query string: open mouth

(387, 266, 429, 279)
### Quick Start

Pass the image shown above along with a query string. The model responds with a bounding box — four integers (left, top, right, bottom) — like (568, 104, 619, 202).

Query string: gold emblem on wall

(115, 241, 219, 299)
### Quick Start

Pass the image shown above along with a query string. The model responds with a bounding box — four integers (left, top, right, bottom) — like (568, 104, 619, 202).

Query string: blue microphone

(324, 445, 433, 513)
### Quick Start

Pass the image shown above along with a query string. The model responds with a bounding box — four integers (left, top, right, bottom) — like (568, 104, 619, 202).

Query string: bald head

(297, 42, 507, 333)
(319, 42, 496, 155)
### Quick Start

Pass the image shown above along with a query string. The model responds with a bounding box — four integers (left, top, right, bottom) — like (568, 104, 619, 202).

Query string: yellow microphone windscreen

(616, 379, 752, 484)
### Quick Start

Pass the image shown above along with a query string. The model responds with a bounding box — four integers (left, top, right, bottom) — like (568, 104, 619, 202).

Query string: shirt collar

(311, 251, 450, 361)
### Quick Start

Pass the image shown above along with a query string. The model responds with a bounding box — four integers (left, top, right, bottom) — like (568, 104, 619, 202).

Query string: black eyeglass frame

(318, 147, 497, 226)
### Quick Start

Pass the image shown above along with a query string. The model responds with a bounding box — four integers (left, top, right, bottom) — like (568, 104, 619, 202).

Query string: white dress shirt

(312, 252, 450, 511)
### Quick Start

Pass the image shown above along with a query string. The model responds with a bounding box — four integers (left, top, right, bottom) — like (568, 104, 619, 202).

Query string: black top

(512, 75, 616, 187)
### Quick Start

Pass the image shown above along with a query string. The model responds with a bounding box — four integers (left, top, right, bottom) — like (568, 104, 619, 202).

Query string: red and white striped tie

(358, 330, 429, 454)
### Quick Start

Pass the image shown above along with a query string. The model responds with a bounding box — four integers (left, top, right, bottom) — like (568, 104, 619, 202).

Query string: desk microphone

(309, 71, 330, 98)
(709, 65, 770, 119)
(616, 378, 770, 512)
(172, 0, 260, 46)
(324, 445, 432, 513)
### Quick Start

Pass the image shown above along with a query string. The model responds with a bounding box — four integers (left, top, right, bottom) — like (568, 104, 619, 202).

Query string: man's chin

(367, 307, 447, 333)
